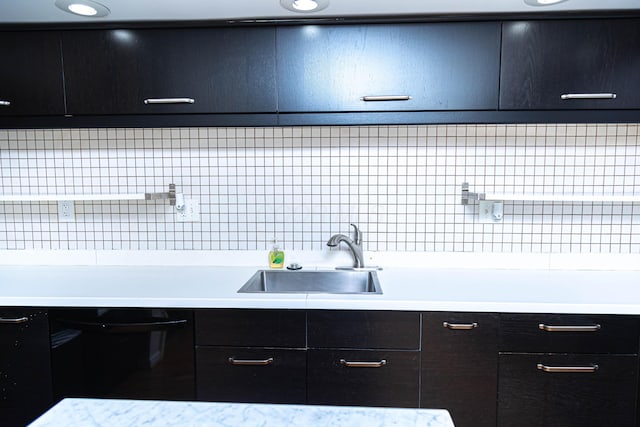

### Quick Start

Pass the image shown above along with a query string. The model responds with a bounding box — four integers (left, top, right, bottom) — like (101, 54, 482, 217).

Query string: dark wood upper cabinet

(62, 27, 277, 115)
(0, 32, 65, 116)
(500, 19, 640, 110)
(276, 22, 500, 113)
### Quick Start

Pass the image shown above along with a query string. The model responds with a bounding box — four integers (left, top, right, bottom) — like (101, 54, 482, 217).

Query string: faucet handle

(350, 223, 362, 245)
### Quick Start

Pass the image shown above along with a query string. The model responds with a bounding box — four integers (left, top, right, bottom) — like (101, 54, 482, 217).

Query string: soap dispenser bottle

(269, 240, 284, 269)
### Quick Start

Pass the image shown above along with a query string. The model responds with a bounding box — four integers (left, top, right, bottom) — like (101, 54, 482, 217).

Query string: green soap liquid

(269, 251, 284, 268)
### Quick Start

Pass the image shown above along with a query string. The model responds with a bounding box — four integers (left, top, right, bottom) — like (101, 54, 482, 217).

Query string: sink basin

(238, 270, 382, 294)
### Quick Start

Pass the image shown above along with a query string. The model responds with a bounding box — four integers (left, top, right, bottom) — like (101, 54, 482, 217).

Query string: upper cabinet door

(62, 27, 277, 115)
(277, 23, 500, 112)
(501, 19, 640, 110)
(0, 32, 65, 116)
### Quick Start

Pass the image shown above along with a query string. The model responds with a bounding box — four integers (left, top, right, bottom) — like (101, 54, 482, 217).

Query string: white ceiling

(0, 0, 639, 25)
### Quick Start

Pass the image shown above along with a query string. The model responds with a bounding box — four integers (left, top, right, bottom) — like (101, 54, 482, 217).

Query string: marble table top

(29, 398, 455, 427)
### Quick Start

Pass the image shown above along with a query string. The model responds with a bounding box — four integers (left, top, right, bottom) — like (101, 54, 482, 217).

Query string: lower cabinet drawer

(196, 347, 306, 404)
(307, 349, 420, 408)
(307, 311, 420, 350)
(500, 314, 639, 354)
(498, 353, 638, 427)
(195, 309, 306, 347)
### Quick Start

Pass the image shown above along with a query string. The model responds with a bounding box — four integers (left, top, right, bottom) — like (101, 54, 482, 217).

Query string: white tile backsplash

(0, 124, 639, 254)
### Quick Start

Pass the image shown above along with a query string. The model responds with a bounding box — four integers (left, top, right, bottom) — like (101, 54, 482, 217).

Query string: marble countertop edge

(29, 398, 456, 427)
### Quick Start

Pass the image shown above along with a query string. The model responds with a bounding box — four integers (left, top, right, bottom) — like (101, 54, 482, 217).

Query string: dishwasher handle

(56, 317, 189, 333)
(0, 316, 29, 324)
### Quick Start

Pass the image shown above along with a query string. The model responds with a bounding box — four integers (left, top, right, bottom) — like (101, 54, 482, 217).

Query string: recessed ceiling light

(280, 0, 329, 13)
(523, 0, 569, 6)
(54, 0, 110, 17)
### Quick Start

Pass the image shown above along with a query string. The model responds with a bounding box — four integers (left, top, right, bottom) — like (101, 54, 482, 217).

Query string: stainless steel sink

(237, 270, 382, 294)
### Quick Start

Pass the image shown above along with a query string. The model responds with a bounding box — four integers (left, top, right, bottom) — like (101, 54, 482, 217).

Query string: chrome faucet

(327, 223, 365, 269)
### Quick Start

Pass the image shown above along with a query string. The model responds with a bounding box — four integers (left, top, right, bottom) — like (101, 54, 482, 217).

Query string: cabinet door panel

(195, 309, 305, 348)
(422, 312, 498, 427)
(498, 353, 637, 427)
(63, 27, 276, 115)
(500, 314, 639, 354)
(0, 309, 52, 427)
(0, 32, 65, 116)
(501, 19, 640, 110)
(196, 347, 306, 404)
(307, 310, 420, 350)
(277, 23, 500, 112)
(308, 349, 419, 408)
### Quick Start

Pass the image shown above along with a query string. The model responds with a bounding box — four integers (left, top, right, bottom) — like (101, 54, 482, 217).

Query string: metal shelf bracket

(461, 182, 485, 205)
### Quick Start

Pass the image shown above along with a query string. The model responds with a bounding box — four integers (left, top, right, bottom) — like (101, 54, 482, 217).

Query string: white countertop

(28, 398, 455, 427)
(0, 265, 639, 314)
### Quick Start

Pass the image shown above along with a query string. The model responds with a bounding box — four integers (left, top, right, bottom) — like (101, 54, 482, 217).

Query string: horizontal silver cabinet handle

(0, 100, 10, 106)
(0, 317, 29, 324)
(228, 357, 273, 366)
(560, 93, 617, 100)
(340, 359, 387, 368)
(537, 363, 599, 373)
(143, 98, 195, 105)
(443, 321, 478, 330)
(538, 323, 601, 332)
(361, 95, 411, 102)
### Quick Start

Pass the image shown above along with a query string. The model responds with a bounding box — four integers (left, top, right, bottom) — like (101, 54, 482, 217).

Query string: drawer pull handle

(0, 100, 10, 106)
(340, 359, 387, 368)
(560, 93, 617, 100)
(0, 317, 29, 324)
(537, 363, 599, 373)
(538, 324, 601, 332)
(143, 98, 195, 105)
(361, 95, 411, 102)
(228, 357, 274, 366)
(443, 322, 478, 330)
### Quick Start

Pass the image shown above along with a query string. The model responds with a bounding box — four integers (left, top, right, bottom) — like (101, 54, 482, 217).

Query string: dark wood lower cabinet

(17, 306, 636, 427)
(421, 312, 498, 427)
(0, 309, 52, 427)
(498, 353, 638, 427)
(196, 347, 306, 404)
(307, 349, 420, 408)
(195, 310, 422, 408)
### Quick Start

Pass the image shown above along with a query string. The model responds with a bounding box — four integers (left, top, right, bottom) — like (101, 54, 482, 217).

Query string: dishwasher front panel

(49, 308, 195, 401)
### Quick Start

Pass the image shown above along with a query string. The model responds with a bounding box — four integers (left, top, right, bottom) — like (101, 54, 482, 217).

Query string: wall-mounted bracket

(479, 200, 503, 223)
(145, 183, 177, 206)
(463, 182, 502, 223)
(461, 182, 485, 205)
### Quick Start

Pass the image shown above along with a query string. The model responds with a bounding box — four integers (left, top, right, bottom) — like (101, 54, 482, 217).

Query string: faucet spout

(326, 224, 365, 269)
